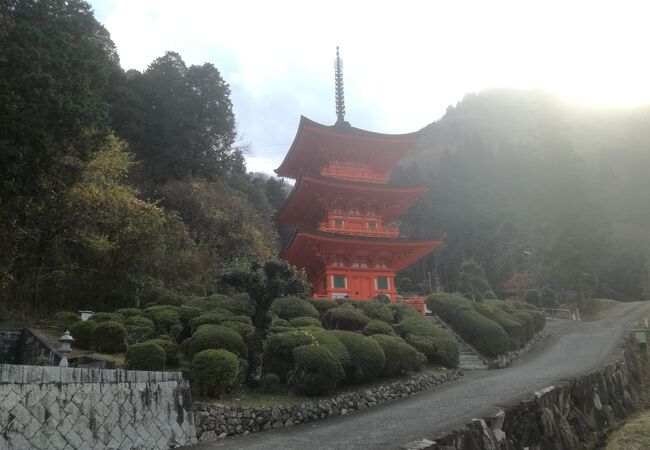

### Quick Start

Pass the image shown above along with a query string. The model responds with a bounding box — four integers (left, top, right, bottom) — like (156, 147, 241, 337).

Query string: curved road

(190, 301, 650, 450)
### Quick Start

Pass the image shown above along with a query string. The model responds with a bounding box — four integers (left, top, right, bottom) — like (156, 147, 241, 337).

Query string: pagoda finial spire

(334, 46, 348, 126)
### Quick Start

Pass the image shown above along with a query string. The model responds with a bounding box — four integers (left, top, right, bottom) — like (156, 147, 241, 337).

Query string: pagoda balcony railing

(320, 166, 388, 184)
(318, 223, 399, 238)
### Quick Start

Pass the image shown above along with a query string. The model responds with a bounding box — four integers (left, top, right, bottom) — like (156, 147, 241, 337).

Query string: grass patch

(603, 410, 650, 450)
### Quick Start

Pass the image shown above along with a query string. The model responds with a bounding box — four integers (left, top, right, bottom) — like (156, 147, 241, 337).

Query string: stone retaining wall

(0, 364, 197, 449)
(194, 368, 461, 442)
(407, 339, 649, 450)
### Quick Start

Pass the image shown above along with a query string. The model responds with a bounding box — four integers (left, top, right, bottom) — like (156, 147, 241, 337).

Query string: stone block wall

(409, 340, 649, 450)
(194, 367, 461, 442)
(0, 364, 197, 449)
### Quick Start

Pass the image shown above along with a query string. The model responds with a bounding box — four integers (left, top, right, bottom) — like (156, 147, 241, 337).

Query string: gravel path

(187, 301, 650, 450)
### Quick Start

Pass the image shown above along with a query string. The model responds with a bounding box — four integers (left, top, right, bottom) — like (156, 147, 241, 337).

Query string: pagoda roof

(275, 116, 420, 179)
(276, 173, 427, 228)
(282, 228, 444, 275)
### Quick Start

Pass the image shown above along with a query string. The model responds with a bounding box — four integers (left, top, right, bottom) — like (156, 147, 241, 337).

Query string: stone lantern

(58, 330, 74, 367)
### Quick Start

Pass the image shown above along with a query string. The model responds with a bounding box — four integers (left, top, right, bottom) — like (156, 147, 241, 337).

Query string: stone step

(425, 314, 488, 371)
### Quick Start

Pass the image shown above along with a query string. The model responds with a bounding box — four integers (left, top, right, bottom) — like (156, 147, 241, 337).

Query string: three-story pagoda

(276, 48, 442, 312)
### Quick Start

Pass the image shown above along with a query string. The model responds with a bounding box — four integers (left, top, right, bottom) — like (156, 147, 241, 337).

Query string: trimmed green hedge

(70, 320, 97, 349)
(271, 297, 319, 320)
(363, 320, 395, 336)
(371, 334, 425, 376)
(220, 320, 255, 340)
(324, 305, 371, 331)
(331, 330, 386, 384)
(289, 316, 323, 328)
(115, 308, 144, 318)
(191, 349, 239, 397)
(53, 311, 80, 331)
(146, 338, 180, 365)
(307, 298, 338, 314)
(426, 293, 509, 357)
(356, 301, 394, 323)
(190, 324, 248, 358)
(126, 342, 166, 370)
(186, 293, 255, 317)
(92, 321, 126, 353)
(388, 303, 421, 323)
(144, 306, 182, 333)
(290, 345, 345, 396)
(189, 310, 233, 331)
(475, 302, 526, 349)
(265, 328, 349, 381)
(125, 315, 155, 329)
(89, 312, 123, 323)
(394, 317, 459, 367)
(512, 311, 536, 341)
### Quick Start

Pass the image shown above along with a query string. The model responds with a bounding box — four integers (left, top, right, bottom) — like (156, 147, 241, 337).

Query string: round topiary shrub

(178, 306, 202, 326)
(274, 317, 290, 327)
(189, 310, 233, 332)
(290, 345, 345, 396)
(125, 342, 166, 370)
(265, 328, 349, 381)
(88, 312, 123, 323)
(92, 321, 126, 353)
(190, 324, 247, 357)
(185, 293, 255, 317)
(289, 316, 323, 328)
(115, 308, 144, 319)
(363, 320, 395, 336)
(261, 373, 282, 393)
(271, 297, 319, 320)
(388, 303, 421, 323)
(523, 289, 540, 306)
(191, 349, 239, 397)
(483, 290, 497, 300)
(331, 330, 386, 384)
(70, 320, 97, 349)
(357, 301, 394, 323)
(373, 294, 391, 304)
(237, 357, 249, 384)
(146, 338, 180, 365)
(53, 311, 80, 331)
(540, 286, 558, 308)
(371, 334, 425, 376)
(145, 306, 182, 333)
(220, 320, 255, 340)
(125, 316, 155, 329)
(324, 305, 371, 331)
(307, 298, 338, 314)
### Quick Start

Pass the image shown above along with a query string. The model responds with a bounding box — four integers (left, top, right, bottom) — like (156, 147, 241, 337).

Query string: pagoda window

(334, 219, 343, 227)
(333, 275, 346, 289)
(376, 276, 389, 290)
(368, 222, 377, 229)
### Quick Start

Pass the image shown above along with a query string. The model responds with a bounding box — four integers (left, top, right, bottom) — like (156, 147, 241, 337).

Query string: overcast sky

(90, 0, 650, 174)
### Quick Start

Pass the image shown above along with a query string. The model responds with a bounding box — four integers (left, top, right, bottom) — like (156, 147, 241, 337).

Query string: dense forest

(395, 89, 650, 304)
(0, 0, 290, 314)
(2, 0, 649, 317)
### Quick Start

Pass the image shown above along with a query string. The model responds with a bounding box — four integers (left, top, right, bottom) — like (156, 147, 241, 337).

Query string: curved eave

(275, 116, 421, 179)
(281, 228, 444, 272)
(275, 173, 428, 227)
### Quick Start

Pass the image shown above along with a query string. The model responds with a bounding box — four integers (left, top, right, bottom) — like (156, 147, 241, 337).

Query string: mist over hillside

(393, 89, 650, 303)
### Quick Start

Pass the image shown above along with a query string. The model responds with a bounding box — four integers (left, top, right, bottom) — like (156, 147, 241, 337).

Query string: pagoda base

(312, 267, 397, 301)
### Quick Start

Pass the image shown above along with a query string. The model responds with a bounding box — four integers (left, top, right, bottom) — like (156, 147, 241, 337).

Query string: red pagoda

(276, 48, 443, 313)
